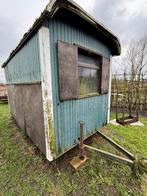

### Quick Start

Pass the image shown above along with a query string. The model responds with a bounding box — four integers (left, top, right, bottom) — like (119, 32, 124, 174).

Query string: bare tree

(113, 37, 147, 123)
(124, 37, 147, 80)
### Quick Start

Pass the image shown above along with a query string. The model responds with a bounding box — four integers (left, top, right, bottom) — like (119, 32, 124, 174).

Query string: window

(78, 49, 102, 97)
(58, 41, 110, 101)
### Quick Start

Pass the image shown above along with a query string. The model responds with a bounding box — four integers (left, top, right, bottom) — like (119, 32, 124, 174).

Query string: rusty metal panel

(7, 85, 25, 130)
(7, 84, 46, 155)
(22, 84, 46, 154)
(101, 57, 110, 94)
(58, 41, 78, 100)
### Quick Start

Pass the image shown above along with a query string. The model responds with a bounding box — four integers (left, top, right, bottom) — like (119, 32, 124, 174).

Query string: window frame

(77, 46, 102, 98)
(57, 40, 109, 101)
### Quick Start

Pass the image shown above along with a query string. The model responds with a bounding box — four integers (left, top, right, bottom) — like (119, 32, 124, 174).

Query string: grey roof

(2, 0, 121, 68)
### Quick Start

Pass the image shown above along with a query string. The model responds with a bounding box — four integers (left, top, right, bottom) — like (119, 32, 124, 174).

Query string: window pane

(78, 53, 98, 66)
(78, 67, 98, 96)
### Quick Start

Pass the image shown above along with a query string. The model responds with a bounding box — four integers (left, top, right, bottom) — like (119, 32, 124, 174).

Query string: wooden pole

(84, 145, 133, 166)
(97, 130, 135, 160)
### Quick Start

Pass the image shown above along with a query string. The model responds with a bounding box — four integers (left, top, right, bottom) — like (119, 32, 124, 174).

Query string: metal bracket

(77, 123, 147, 174)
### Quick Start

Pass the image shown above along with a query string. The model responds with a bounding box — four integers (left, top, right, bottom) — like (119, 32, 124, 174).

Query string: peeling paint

(39, 26, 55, 161)
(45, 100, 55, 156)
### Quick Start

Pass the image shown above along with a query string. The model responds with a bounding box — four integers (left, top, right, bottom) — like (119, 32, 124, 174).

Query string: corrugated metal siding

(46, 18, 111, 157)
(5, 33, 41, 84)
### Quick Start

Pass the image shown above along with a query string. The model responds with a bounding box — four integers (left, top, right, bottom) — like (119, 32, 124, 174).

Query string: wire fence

(111, 73, 147, 112)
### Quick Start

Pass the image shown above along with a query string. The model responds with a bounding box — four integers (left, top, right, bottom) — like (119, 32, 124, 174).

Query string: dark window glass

(78, 49, 101, 97)
(78, 67, 98, 95)
(78, 53, 98, 66)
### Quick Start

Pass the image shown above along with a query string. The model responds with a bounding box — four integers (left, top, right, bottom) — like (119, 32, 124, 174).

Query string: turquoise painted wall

(5, 33, 41, 84)
(46, 15, 111, 157)
(4, 11, 111, 158)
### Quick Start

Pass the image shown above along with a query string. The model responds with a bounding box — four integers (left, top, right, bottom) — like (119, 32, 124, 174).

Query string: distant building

(2, 0, 121, 161)
(0, 71, 5, 84)
(0, 84, 7, 98)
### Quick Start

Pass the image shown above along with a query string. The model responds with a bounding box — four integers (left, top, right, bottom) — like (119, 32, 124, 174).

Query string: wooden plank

(70, 155, 88, 170)
(78, 62, 99, 69)
(58, 41, 78, 100)
(39, 26, 55, 161)
(101, 57, 110, 94)
(97, 130, 135, 160)
(84, 144, 133, 166)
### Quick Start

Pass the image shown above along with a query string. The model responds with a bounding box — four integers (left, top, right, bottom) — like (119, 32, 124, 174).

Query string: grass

(0, 102, 147, 195)
(108, 113, 147, 157)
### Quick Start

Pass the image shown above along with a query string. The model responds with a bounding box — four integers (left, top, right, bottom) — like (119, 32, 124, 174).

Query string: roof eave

(2, 0, 121, 68)
(49, 0, 121, 55)
(2, 10, 49, 68)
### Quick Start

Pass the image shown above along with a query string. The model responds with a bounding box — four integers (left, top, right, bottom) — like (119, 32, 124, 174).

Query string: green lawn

(107, 113, 147, 158)
(0, 103, 147, 195)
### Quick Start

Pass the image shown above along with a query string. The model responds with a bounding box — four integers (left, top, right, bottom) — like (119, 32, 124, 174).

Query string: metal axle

(79, 122, 85, 159)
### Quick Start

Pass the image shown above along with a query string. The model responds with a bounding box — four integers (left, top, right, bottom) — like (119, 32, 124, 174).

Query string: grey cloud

(0, 70, 5, 83)
(92, 0, 147, 73)
(0, 0, 147, 81)
(93, 0, 123, 23)
(0, 16, 22, 61)
(0, 17, 22, 83)
(92, 0, 147, 44)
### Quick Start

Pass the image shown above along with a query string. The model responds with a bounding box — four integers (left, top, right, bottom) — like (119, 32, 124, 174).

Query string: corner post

(107, 56, 112, 123)
(38, 26, 55, 161)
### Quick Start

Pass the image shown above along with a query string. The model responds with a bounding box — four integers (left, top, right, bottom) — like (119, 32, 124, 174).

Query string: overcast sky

(0, 0, 147, 83)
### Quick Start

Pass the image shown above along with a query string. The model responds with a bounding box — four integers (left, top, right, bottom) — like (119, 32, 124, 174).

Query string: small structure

(2, 0, 121, 161)
(0, 83, 7, 101)
(113, 74, 139, 125)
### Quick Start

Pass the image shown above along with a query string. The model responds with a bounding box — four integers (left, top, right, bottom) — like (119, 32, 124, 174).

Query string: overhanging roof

(2, 0, 121, 68)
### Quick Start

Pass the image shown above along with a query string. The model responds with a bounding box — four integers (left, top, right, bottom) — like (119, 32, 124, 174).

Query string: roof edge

(2, 10, 49, 68)
(51, 0, 121, 55)
(2, 0, 121, 68)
